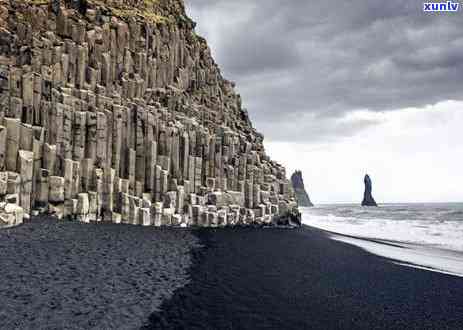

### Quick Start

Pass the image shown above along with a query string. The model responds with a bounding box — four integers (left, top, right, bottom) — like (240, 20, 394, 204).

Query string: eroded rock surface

(291, 170, 313, 207)
(0, 0, 298, 228)
(362, 174, 378, 207)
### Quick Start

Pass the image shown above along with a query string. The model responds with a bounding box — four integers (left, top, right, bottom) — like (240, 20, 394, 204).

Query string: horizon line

(311, 201, 463, 205)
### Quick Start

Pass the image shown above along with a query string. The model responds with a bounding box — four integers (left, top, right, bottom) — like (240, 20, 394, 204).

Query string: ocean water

(302, 203, 463, 276)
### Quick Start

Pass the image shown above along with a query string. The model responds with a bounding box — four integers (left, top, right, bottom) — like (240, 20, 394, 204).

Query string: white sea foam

(302, 203, 463, 276)
(302, 204, 463, 251)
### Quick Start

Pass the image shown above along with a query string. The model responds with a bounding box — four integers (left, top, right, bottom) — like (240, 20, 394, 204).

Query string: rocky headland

(362, 174, 378, 207)
(290, 170, 313, 207)
(0, 0, 299, 228)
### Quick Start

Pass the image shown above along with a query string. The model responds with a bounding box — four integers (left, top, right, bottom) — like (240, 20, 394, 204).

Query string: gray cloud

(185, 0, 463, 142)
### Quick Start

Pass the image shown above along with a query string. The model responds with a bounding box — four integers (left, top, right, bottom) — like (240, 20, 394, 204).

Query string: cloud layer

(266, 101, 463, 203)
(186, 0, 463, 142)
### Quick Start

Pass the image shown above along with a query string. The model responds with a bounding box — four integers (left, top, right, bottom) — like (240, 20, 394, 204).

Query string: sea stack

(0, 0, 300, 228)
(290, 170, 314, 207)
(362, 174, 378, 207)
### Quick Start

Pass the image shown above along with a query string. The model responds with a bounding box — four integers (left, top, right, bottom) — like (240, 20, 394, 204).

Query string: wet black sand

(0, 217, 199, 329)
(144, 226, 463, 330)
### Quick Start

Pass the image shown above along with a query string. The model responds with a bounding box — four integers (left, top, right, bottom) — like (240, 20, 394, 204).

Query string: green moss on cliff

(20, 0, 185, 26)
(111, 7, 171, 24)
(87, 0, 172, 25)
(25, 0, 50, 5)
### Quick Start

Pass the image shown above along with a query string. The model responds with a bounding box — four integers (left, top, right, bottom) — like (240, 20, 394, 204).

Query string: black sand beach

(2, 221, 463, 329)
(145, 226, 463, 330)
(0, 217, 199, 329)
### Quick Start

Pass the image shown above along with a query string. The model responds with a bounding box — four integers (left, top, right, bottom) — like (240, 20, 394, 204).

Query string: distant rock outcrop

(290, 171, 314, 207)
(362, 174, 378, 207)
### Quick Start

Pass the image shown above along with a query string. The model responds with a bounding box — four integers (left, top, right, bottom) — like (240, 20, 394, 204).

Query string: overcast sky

(185, 0, 463, 203)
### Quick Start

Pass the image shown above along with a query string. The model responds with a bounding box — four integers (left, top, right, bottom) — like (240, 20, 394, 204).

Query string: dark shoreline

(2, 220, 463, 329)
(144, 225, 463, 330)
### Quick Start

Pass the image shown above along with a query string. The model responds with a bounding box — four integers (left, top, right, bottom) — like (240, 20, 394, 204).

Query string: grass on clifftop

(24, 0, 50, 5)
(22, 0, 173, 25)
(110, 8, 172, 25)
(89, 0, 173, 25)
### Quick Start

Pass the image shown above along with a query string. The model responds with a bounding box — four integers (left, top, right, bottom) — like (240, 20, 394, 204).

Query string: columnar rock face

(290, 170, 314, 207)
(0, 0, 300, 228)
(362, 174, 378, 207)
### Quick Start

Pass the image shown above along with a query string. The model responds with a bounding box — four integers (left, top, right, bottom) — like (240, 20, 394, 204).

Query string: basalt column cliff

(0, 0, 300, 228)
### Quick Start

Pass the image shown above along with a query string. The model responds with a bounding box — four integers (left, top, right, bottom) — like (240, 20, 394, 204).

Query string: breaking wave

(302, 203, 463, 252)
